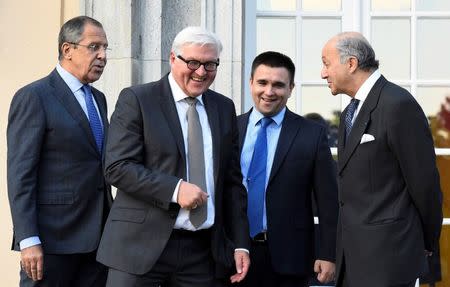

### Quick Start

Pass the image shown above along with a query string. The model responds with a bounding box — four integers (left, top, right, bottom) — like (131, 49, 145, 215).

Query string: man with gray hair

(321, 32, 442, 287)
(8, 15, 111, 286)
(96, 26, 250, 287)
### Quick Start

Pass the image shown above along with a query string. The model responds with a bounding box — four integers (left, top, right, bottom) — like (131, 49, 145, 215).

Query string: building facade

(1, 0, 448, 285)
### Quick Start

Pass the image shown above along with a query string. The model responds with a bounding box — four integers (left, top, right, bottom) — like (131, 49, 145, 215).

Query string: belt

(171, 228, 211, 239)
(252, 232, 268, 243)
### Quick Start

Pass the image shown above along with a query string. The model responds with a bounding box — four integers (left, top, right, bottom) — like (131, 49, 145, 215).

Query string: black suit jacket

(336, 76, 443, 286)
(238, 108, 338, 276)
(7, 69, 112, 253)
(96, 75, 250, 275)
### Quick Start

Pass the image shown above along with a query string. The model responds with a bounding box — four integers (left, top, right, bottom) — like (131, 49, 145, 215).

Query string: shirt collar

(249, 107, 286, 127)
(354, 69, 381, 103)
(168, 73, 204, 106)
(56, 63, 85, 93)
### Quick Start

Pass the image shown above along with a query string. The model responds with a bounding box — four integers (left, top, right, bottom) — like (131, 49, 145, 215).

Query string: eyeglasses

(177, 55, 219, 72)
(68, 42, 111, 53)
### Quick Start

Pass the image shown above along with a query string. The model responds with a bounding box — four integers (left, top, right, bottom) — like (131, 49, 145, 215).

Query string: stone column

(86, 0, 244, 116)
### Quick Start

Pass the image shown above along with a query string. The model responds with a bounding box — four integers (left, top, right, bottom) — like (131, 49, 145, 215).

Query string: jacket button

(339, 201, 344, 207)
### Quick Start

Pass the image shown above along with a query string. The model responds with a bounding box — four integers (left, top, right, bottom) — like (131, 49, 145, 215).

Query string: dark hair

(251, 51, 295, 85)
(335, 32, 379, 72)
(58, 16, 103, 60)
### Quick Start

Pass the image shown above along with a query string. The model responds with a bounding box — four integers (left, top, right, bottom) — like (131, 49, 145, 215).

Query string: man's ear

(348, 56, 358, 73)
(169, 51, 176, 65)
(61, 43, 72, 60)
(288, 82, 295, 98)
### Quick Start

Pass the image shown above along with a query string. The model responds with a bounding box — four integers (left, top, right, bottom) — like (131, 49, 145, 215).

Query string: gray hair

(335, 32, 379, 72)
(58, 16, 103, 60)
(172, 26, 223, 56)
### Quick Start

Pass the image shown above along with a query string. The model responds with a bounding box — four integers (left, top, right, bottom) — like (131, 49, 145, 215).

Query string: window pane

(257, 18, 296, 62)
(302, 0, 341, 11)
(371, 0, 411, 11)
(302, 19, 341, 81)
(417, 19, 450, 80)
(416, 87, 450, 148)
(371, 18, 410, 80)
(301, 86, 341, 147)
(257, 0, 296, 11)
(417, 0, 450, 11)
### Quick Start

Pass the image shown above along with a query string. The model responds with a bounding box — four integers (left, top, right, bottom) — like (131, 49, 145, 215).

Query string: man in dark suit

(96, 26, 250, 287)
(321, 32, 443, 287)
(7, 16, 112, 286)
(235, 51, 338, 287)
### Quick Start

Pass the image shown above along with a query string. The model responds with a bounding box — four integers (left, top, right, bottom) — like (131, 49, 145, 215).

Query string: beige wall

(0, 1, 79, 285)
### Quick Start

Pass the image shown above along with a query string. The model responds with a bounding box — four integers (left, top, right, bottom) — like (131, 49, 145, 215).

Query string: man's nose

(321, 67, 327, 79)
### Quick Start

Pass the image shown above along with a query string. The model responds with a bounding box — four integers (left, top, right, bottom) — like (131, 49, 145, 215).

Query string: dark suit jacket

(7, 69, 112, 254)
(238, 108, 338, 276)
(336, 75, 443, 286)
(96, 75, 250, 275)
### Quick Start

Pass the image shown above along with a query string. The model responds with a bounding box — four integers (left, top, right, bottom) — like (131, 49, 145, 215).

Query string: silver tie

(185, 97, 207, 227)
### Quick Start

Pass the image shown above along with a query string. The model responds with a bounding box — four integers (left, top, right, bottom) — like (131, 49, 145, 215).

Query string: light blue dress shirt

(240, 107, 286, 231)
(19, 64, 103, 250)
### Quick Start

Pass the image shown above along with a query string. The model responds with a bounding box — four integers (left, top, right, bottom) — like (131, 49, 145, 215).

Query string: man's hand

(314, 259, 335, 283)
(21, 245, 44, 281)
(230, 250, 250, 283)
(177, 181, 208, 209)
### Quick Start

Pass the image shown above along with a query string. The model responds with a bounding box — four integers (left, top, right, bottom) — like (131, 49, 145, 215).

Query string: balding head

(329, 32, 379, 72)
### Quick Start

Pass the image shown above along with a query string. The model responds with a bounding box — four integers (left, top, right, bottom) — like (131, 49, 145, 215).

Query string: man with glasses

(96, 26, 250, 287)
(7, 16, 112, 286)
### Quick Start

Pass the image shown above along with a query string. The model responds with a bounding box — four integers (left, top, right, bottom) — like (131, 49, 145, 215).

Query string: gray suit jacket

(96, 75, 250, 275)
(7, 69, 112, 253)
(335, 76, 442, 286)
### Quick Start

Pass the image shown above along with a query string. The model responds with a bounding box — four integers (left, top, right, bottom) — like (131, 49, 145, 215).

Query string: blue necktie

(82, 85, 104, 154)
(247, 117, 272, 238)
(345, 98, 360, 141)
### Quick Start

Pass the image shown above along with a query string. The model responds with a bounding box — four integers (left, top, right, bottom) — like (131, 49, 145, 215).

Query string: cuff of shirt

(235, 248, 249, 254)
(171, 179, 183, 203)
(20, 236, 41, 250)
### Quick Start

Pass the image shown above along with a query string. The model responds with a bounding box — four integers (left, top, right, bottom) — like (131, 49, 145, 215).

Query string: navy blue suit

(237, 108, 338, 279)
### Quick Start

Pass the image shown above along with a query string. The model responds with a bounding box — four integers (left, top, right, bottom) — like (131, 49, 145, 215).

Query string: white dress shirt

(168, 73, 215, 231)
(351, 69, 381, 124)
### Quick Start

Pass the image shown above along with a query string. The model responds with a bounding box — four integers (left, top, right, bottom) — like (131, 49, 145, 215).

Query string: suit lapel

(238, 111, 251, 153)
(159, 76, 187, 168)
(338, 76, 387, 174)
(203, 91, 220, 185)
(268, 109, 300, 183)
(49, 69, 99, 155)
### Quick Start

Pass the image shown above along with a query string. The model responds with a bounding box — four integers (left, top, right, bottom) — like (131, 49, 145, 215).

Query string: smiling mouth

(261, 96, 277, 103)
(191, 75, 205, 82)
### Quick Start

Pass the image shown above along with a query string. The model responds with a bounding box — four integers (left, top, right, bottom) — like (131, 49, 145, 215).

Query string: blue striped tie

(82, 85, 104, 154)
(345, 98, 360, 141)
(247, 117, 272, 238)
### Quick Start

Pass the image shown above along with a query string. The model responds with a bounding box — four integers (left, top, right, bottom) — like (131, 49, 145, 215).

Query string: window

(245, 1, 450, 285)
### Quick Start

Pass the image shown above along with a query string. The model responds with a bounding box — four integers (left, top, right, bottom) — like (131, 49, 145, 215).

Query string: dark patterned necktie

(82, 85, 104, 154)
(185, 97, 207, 227)
(345, 98, 360, 141)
